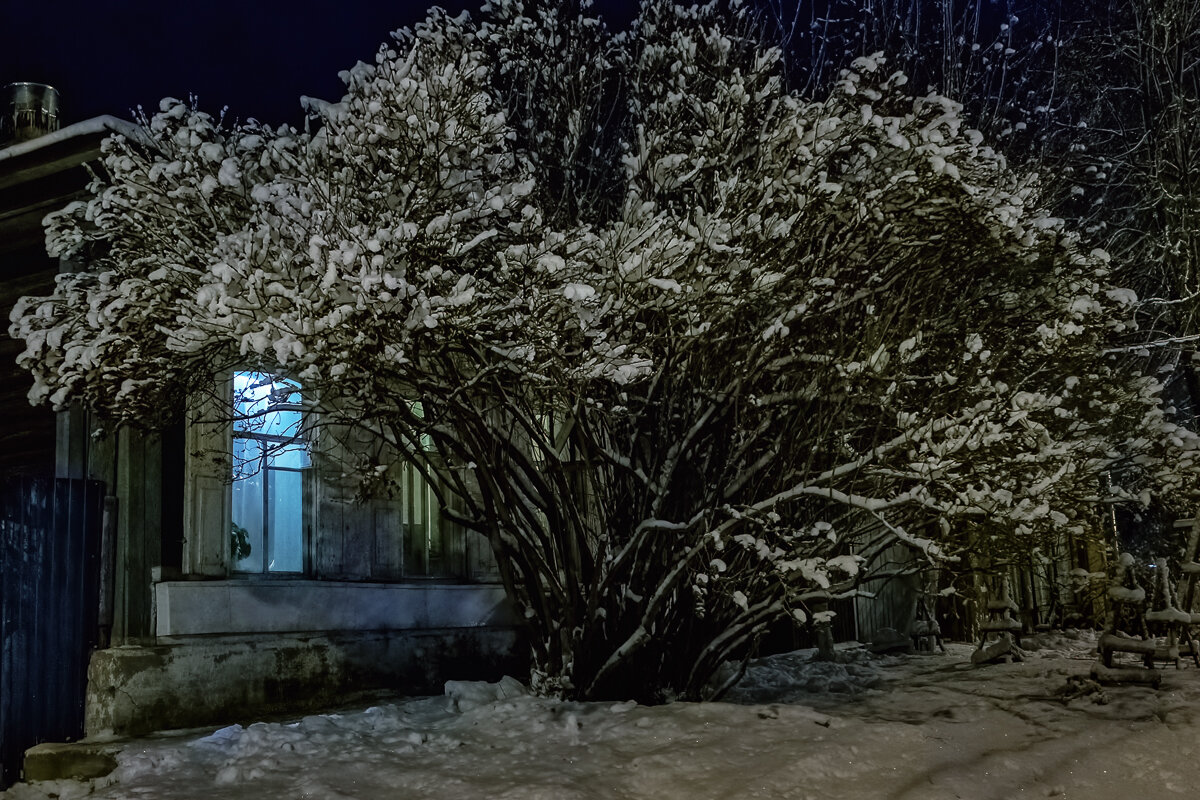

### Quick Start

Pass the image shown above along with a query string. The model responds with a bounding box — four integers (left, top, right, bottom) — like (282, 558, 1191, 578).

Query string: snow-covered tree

(11, 0, 1200, 701)
(762, 0, 1200, 569)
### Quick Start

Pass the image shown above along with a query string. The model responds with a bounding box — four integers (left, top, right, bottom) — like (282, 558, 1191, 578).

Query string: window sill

(154, 578, 513, 637)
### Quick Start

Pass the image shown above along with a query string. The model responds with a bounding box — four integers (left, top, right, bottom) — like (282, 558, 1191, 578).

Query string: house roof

(0, 115, 142, 257)
(0, 115, 138, 476)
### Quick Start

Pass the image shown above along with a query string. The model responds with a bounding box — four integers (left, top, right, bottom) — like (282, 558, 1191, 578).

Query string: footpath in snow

(5, 631, 1200, 799)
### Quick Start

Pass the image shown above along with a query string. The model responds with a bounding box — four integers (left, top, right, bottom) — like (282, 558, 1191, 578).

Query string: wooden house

(0, 114, 523, 785)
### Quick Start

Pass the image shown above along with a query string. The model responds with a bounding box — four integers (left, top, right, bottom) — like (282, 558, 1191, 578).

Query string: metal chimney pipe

(0, 82, 61, 146)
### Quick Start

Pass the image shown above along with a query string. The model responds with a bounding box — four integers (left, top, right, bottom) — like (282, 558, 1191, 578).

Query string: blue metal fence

(0, 476, 103, 788)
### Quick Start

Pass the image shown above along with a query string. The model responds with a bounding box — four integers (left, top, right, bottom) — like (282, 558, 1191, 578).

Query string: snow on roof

(0, 115, 147, 164)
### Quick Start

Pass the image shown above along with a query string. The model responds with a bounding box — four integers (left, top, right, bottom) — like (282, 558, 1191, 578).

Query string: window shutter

(182, 381, 232, 577)
(311, 426, 351, 578)
(445, 467, 499, 581)
(310, 423, 400, 580)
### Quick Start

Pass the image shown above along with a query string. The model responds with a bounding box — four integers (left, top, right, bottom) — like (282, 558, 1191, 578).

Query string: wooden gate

(0, 476, 103, 789)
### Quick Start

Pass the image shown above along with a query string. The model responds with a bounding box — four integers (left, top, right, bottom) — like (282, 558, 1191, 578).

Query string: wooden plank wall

(313, 463, 477, 581)
(0, 243, 56, 478)
(75, 419, 170, 644)
(312, 426, 480, 582)
(111, 429, 163, 644)
(854, 541, 921, 641)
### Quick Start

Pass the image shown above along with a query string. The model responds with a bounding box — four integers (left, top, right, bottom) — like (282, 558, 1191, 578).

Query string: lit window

(231, 372, 310, 573)
(400, 401, 443, 576)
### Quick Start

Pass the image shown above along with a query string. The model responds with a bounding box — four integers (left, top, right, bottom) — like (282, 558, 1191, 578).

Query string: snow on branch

(9, 0, 1200, 703)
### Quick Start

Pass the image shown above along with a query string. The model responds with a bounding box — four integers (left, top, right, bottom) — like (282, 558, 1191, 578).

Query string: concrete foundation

(85, 626, 527, 738)
(23, 741, 122, 782)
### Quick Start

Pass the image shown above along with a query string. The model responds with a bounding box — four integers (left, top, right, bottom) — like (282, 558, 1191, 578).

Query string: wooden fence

(0, 476, 103, 788)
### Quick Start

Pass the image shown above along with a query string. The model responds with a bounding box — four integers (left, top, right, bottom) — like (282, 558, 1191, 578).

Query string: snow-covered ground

(7, 631, 1200, 799)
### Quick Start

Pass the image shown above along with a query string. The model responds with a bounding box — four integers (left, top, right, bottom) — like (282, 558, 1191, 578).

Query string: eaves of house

(0, 116, 141, 476)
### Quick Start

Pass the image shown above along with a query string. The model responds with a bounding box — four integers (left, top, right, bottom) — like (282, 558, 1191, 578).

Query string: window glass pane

(233, 372, 266, 432)
(231, 467, 264, 573)
(405, 463, 425, 575)
(234, 371, 302, 438)
(267, 441, 311, 470)
(403, 462, 445, 576)
(426, 482, 443, 575)
(409, 401, 434, 451)
(232, 436, 263, 481)
(268, 469, 304, 572)
(261, 408, 302, 438)
(232, 371, 308, 574)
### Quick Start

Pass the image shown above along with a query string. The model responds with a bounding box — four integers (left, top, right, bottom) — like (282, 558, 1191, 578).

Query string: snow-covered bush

(11, 0, 1200, 701)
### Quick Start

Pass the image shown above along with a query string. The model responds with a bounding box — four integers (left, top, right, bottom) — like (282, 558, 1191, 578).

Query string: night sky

(0, 0, 640, 128)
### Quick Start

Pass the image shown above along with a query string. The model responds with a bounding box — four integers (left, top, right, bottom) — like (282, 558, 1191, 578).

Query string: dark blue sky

(1, 1, 639, 127)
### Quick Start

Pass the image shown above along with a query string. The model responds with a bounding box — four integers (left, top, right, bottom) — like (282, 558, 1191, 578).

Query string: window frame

(182, 375, 492, 583)
(230, 371, 312, 576)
